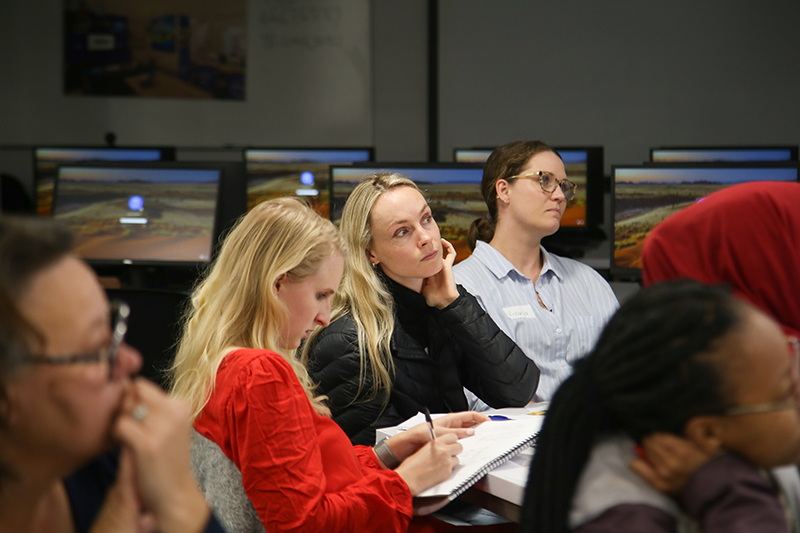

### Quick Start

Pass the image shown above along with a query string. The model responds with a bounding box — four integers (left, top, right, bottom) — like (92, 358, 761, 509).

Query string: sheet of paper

(415, 416, 543, 498)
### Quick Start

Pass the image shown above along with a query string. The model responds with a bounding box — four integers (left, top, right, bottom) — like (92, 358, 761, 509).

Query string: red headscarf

(642, 181, 800, 337)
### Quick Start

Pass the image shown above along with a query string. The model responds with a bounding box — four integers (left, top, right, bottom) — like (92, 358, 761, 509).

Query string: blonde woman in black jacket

(303, 173, 539, 445)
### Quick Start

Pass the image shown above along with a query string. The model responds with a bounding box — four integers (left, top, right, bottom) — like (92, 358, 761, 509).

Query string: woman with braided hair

(520, 281, 800, 533)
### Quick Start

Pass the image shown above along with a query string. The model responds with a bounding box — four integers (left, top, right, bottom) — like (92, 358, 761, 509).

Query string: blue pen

(489, 414, 511, 421)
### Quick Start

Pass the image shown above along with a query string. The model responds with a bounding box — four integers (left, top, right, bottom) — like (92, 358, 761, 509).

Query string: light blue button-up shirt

(454, 240, 619, 401)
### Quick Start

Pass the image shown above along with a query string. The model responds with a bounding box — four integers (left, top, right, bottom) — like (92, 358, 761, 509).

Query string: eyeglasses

(28, 301, 130, 381)
(506, 171, 577, 201)
(723, 337, 800, 416)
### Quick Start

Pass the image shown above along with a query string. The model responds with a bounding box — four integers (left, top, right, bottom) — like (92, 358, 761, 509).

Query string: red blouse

(194, 348, 447, 533)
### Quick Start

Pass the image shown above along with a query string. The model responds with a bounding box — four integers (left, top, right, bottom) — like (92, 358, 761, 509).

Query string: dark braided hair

(519, 281, 743, 533)
(467, 140, 560, 250)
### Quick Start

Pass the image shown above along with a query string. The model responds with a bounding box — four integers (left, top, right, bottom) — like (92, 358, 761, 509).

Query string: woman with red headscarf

(642, 180, 800, 336)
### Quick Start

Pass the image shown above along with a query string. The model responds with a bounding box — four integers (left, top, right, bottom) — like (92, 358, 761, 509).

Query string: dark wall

(438, 0, 800, 170)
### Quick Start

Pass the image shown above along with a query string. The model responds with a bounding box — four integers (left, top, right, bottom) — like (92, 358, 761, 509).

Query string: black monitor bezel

(52, 160, 226, 269)
(184, 160, 247, 261)
(33, 145, 176, 216)
(243, 146, 375, 162)
(452, 145, 605, 232)
(610, 161, 800, 281)
(452, 148, 494, 163)
(649, 145, 799, 163)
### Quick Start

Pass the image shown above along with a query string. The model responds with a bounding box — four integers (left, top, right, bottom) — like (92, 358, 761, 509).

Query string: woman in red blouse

(170, 198, 489, 532)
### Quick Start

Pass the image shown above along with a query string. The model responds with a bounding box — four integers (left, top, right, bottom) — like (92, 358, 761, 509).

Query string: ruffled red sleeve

(194, 349, 414, 533)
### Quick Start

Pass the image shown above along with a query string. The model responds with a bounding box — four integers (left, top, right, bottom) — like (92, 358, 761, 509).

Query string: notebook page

(416, 416, 543, 499)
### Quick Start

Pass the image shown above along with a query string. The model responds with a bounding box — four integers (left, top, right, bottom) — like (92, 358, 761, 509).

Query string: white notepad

(416, 416, 543, 500)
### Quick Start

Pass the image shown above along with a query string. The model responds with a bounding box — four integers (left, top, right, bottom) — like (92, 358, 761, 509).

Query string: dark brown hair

(0, 217, 75, 422)
(467, 140, 559, 250)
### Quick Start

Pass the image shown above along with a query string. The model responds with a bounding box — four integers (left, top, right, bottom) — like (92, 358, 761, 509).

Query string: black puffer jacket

(307, 276, 540, 445)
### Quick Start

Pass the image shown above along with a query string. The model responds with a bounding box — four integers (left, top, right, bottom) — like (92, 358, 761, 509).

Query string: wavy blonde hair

(302, 173, 420, 403)
(171, 198, 342, 419)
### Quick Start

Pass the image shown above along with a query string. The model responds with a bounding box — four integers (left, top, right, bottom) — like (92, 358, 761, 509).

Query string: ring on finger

(132, 403, 149, 422)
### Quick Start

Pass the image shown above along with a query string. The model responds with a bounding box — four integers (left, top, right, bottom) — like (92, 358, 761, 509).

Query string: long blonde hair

(171, 198, 342, 419)
(302, 173, 420, 403)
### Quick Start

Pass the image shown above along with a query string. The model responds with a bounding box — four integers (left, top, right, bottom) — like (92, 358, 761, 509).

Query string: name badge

(503, 304, 536, 319)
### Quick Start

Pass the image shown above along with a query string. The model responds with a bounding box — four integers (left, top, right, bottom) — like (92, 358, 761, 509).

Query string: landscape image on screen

(35, 148, 165, 215)
(614, 166, 798, 270)
(453, 149, 588, 227)
(559, 151, 588, 227)
(332, 167, 486, 263)
(245, 150, 372, 218)
(651, 148, 794, 163)
(53, 166, 219, 262)
(246, 162, 332, 218)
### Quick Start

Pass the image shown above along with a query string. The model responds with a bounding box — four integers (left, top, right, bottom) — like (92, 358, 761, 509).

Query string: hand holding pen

(383, 411, 488, 465)
(392, 410, 488, 502)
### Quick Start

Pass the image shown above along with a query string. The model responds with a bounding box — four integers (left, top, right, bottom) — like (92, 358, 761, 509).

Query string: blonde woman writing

(171, 198, 489, 533)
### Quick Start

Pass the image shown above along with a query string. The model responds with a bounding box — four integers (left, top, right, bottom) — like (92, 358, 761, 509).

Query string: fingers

(115, 378, 192, 447)
(116, 446, 136, 494)
(630, 457, 671, 493)
(432, 411, 490, 439)
(131, 377, 168, 402)
(631, 433, 713, 494)
(91, 447, 145, 533)
(441, 239, 456, 267)
(434, 410, 490, 428)
(436, 427, 476, 439)
(138, 512, 159, 533)
(433, 432, 459, 446)
(395, 431, 464, 496)
(642, 433, 709, 473)
(431, 434, 462, 463)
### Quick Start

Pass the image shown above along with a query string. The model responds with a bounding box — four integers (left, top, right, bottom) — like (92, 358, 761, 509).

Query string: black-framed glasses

(28, 301, 130, 381)
(723, 337, 800, 416)
(507, 171, 577, 201)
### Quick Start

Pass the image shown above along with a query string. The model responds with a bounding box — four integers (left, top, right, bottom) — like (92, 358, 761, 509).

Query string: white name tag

(503, 304, 536, 319)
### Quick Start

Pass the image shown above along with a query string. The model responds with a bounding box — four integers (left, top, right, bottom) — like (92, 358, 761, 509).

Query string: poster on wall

(63, 0, 246, 100)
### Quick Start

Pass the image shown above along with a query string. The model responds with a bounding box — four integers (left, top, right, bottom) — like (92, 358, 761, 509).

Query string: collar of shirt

(472, 240, 563, 284)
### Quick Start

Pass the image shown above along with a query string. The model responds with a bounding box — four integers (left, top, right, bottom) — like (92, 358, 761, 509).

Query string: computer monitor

(452, 146, 604, 230)
(330, 163, 485, 263)
(244, 148, 374, 219)
(650, 146, 799, 163)
(611, 162, 800, 280)
(34, 146, 175, 215)
(52, 162, 222, 267)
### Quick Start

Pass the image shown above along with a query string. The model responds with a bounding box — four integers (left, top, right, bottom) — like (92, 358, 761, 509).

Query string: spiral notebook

(416, 416, 543, 500)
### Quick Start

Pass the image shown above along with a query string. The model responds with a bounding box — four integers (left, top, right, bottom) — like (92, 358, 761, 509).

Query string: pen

(423, 407, 437, 440)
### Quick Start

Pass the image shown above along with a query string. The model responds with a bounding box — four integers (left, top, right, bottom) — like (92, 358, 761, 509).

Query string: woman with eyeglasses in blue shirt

(454, 140, 618, 404)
